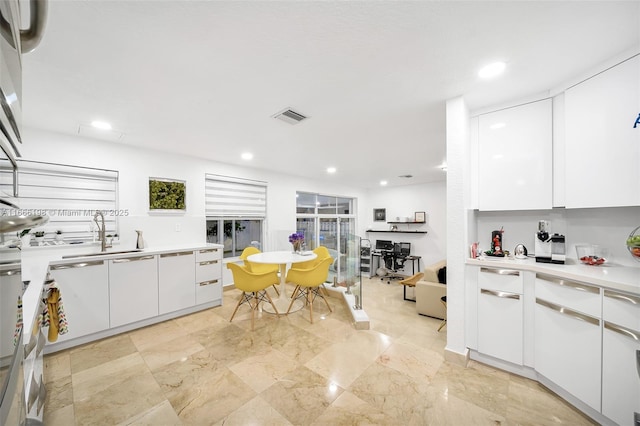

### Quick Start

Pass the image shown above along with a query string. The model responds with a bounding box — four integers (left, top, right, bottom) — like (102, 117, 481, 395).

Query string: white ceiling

(21, 1, 640, 189)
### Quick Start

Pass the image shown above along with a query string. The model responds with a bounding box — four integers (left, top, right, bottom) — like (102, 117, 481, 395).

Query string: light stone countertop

(466, 256, 640, 296)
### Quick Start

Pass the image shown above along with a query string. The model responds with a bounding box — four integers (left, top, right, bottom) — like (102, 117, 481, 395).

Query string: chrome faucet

(93, 210, 110, 252)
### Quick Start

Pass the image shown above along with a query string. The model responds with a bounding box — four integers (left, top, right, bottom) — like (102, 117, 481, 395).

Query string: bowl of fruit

(627, 226, 640, 261)
(575, 244, 608, 266)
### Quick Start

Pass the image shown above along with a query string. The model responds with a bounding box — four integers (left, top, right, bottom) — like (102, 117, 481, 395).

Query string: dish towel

(13, 295, 23, 346)
(39, 280, 69, 342)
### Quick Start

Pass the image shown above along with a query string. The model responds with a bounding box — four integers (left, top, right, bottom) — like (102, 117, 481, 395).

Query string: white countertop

(466, 256, 640, 296)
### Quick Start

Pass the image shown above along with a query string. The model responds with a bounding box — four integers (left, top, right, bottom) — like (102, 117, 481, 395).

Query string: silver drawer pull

(604, 289, 640, 306)
(536, 273, 599, 295)
(0, 268, 21, 276)
(604, 321, 639, 342)
(50, 260, 104, 270)
(536, 298, 600, 326)
(637, 350, 640, 381)
(199, 260, 219, 266)
(480, 288, 520, 300)
(199, 279, 219, 286)
(112, 255, 155, 263)
(199, 248, 219, 254)
(160, 251, 193, 258)
(480, 267, 519, 276)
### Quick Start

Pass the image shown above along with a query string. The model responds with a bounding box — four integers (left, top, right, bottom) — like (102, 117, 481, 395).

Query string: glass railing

(338, 233, 363, 310)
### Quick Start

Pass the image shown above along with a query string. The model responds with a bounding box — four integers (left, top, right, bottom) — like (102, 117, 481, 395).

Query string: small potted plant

(55, 230, 64, 242)
(34, 231, 45, 244)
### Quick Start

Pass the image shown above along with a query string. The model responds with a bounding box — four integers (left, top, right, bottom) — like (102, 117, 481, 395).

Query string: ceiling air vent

(398, 174, 413, 178)
(272, 108, 308, 125)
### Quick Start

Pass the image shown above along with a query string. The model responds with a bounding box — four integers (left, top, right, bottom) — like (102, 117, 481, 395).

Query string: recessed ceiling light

(380, 180, 388, 186)
(241, 152, 253, 160)
(438, 162, 448, 172)
(490, 122, 506, 130)
(91, 120, 112, 130)
(327, 167, 336, 174)
(478, 61, 506, 79)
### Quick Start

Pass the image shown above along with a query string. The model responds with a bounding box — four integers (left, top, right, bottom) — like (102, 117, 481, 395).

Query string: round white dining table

(247, 250, 317, 314)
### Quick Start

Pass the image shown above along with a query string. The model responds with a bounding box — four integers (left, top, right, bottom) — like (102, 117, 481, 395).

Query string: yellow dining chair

(289, 246, 334, 297)
(240, 246, 280, 296)
(285, 257, 333, 323)
(227, 263, 280, 330)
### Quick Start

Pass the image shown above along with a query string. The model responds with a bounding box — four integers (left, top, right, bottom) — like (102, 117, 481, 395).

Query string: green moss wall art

(149, 178, 186, 211)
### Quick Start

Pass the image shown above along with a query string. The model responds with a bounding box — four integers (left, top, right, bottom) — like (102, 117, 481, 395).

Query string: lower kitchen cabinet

(477, 267, 524, 365)
(534, 293, 602, 412)
(49, 260, 109, 342)
(109, 254, 158, 328)
(602, 323, 640, 426)
(602, 289, 640, 426)
(158, 251, 195, 314)
(195, 247, 222, 305)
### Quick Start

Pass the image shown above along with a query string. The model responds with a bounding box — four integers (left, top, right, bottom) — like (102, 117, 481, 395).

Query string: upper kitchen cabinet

(564, 55, 640, 208)
(478, 99, 553, 211)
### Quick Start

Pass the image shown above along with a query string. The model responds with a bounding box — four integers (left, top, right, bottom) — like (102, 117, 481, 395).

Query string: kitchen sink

(62, 249, 143, 259)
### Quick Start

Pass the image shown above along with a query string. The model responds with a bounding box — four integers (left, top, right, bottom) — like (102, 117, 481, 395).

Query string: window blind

(0, 159, 118, 241)
(205, 174, 267, 218)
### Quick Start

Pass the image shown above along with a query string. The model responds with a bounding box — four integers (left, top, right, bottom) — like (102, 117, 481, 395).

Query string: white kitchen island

(20, 243, 224, 354)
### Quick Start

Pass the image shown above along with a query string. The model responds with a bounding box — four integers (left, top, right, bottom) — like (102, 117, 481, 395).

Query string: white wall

(361, 181, 447, 268)
(445, 96, 470, 358)
(20, 127, 376, 284)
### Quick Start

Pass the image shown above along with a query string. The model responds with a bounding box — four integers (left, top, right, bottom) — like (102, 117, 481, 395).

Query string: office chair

(380, 242, 411, 284)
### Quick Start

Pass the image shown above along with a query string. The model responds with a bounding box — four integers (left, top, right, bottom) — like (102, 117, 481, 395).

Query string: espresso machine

(535, 220, 566, 264)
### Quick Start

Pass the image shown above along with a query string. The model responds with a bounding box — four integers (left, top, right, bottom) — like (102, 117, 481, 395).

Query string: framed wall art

(373, 208, 386, 222)
(414, 211, 426, 223)
(149, 177, 186, 212)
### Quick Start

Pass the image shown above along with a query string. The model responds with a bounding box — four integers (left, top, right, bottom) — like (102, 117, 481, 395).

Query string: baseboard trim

(444, 347, 469, 367)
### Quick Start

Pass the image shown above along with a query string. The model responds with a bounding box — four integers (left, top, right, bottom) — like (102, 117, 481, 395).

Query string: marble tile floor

(43, 277, 596, 425)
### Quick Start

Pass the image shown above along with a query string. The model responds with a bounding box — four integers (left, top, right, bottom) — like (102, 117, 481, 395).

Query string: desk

(247, 251, 317, 313)
(371, 252, 421, 277)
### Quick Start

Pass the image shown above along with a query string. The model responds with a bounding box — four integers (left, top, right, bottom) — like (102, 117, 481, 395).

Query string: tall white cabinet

(564, 55, 640, 208)
(477, 98, 553, 211)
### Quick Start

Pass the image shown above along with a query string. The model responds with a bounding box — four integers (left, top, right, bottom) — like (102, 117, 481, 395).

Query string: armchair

(415, 260, 447, 319)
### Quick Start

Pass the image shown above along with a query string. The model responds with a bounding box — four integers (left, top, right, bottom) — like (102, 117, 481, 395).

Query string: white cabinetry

(158, 251, 195, 314)
(49, 260, 110, 342)
(477, 267, 524, 365)
(564, 55, 640, 208)
(478, 99, 552, 211)
(534, 274, 602, 412)
(1, 265, 23, 359)
(195, 248, 222, 305)
(109, 255, 158, 328)
(602, 289, 640, 426)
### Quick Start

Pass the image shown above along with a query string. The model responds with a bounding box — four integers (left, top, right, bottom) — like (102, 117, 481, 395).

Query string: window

(0, 159, 119, 241)
(205, 174, 267, 258)
(296, 192, 356, 282)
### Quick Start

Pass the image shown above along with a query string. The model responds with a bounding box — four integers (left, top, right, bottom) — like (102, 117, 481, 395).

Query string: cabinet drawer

(196, 260, 221, 283)
(535, 273, 601, 318)
(196, 278, 222, 305)
(195, 247, 222, 262)
(603, 289, 640, 331)
(478, 267, 523, 293)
